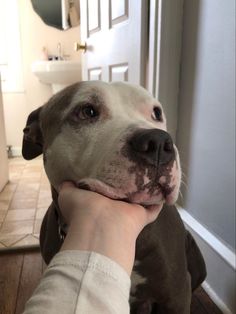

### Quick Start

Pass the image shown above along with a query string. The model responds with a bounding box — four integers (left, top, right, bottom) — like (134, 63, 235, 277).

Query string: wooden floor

(0, 249, 222, 314)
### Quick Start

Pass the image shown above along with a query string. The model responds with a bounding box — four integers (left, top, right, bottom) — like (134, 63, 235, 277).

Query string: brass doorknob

(74, 42, 87, 52)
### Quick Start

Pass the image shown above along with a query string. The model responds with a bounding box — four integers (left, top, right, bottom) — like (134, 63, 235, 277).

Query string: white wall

(2, 0, 82, 150)
(0, 79, 9, 192)
(177, 0, 235, 252)
(177, 0, 235, 312)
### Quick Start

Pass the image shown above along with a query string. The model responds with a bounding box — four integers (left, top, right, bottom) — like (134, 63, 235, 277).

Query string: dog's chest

(130, 260, 147, 301)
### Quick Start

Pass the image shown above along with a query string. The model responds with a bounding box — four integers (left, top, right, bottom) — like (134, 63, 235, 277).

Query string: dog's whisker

(181, 177, 188, 186)
(180, 181, 189, 197)
(179, 163, 189, 172)
(178, 189, 184, 202)
(181, 171, 188, 180)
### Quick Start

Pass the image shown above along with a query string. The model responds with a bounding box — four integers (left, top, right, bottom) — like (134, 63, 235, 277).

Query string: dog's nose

(129, 129, 175, 166)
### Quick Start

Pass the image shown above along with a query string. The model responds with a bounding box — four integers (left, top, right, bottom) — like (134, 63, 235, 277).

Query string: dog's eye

(152, 106, 163, 122)
(77, 104, 99, 120)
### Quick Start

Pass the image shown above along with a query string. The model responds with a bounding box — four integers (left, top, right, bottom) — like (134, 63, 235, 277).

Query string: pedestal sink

(32, 60, 82, 94)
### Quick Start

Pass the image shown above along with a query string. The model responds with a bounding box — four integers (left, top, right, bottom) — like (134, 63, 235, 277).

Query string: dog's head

(23, 81, 181, 206)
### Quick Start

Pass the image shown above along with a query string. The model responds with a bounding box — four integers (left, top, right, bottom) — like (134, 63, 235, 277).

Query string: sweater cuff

(48, 250, 131, 296)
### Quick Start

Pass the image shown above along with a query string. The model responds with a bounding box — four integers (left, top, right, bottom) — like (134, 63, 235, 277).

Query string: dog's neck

(51, 185, 68, 240)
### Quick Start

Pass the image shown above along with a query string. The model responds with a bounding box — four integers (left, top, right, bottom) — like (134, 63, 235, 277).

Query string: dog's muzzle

(128, 129, 175, 166)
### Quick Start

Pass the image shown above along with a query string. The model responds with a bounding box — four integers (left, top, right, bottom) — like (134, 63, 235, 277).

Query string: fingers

(58, 181, 163, 229)
(58, 181, 110, 212)
(58, 181, 76, 191)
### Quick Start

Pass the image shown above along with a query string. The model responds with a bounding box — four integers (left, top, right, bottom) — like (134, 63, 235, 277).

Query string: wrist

(60, 219, 136, 275)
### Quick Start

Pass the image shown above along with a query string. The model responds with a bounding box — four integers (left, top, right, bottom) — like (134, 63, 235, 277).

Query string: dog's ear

(22, 107, 43, 160)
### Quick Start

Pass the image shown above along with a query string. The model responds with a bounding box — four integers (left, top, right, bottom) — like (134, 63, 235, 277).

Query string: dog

(22, 81, 206, 313)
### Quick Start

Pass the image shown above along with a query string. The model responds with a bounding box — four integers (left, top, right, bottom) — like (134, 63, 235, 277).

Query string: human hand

(58, 181, 162, 236)
(58, 182, 163, 274)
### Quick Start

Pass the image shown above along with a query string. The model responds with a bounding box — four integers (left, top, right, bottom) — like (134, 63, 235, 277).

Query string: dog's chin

(76, 178, 177, 207)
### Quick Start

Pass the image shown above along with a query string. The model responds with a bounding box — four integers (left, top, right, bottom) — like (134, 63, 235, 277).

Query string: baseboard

(177, 206, 236, 314)
(202, 281, 233, 314)
(9, 146, 22, 157)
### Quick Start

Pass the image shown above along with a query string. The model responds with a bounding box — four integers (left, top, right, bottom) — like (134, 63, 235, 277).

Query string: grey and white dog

(22, 81, 206, 314)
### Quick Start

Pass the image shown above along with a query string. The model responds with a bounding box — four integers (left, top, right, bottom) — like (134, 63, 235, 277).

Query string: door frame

(148, 0, 184, 139)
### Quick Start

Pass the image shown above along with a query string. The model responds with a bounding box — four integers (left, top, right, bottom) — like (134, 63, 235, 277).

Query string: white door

(80, 0, 148, 85)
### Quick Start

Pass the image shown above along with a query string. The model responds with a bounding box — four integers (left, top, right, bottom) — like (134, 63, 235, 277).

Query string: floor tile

(0, 242, 5, 248)
(29, 157, 43, 164)
(36, 208, 47, 220)
(22, 168, 42, 175)
(0, 200, 10, 211)
(41, 173, 49, 181)
(5, 209, 36, 222)
(41, 171, 48, 178)
(9, 175, 21, 183)
(38, 190, 51, 198)
(21, 174, 42, 181)
(13, 190, 38, 199)
(16, 182, 40, 192)
(1, 183, 17, 193)
(0, 234, 27, 246)
(0, 220, 34, 235)
(37, 197, 51, 208)
(9, 198, 37, 210)
(0, 189, 14, 201)
(12, 234, 39, 247)
(8, 157, 26, 164)
(0, 210, 6, 223)
(9, 164, 25, 171)
(39, 183, 51, 191)
(34, 220, 42, 234)
(24, 165, 42, 172)
(18, 177, 42, 184)
(0, 156, 49, 249)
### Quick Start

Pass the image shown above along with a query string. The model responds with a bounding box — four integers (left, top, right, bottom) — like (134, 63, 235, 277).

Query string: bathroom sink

(32, 60, 82, 93)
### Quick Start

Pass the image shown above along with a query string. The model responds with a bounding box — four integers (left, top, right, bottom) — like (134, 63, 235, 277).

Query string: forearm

(23, 251, 131, 314)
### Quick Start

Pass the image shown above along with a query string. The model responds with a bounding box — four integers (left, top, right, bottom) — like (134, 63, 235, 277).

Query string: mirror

(31, 0, 80, 30)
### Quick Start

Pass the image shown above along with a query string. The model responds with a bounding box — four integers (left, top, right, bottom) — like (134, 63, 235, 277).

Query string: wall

(177, 0, 235, 250)
(177, 0, 235, 311)
(2, 0, 81, 150)
(0, 79, 9, 191)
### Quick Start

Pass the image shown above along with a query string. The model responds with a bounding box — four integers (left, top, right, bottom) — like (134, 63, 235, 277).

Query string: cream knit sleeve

(23, 250, 131, 314)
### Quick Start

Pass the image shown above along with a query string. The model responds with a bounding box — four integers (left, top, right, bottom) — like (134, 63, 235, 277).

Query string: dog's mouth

(76, 178, 174, 207)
